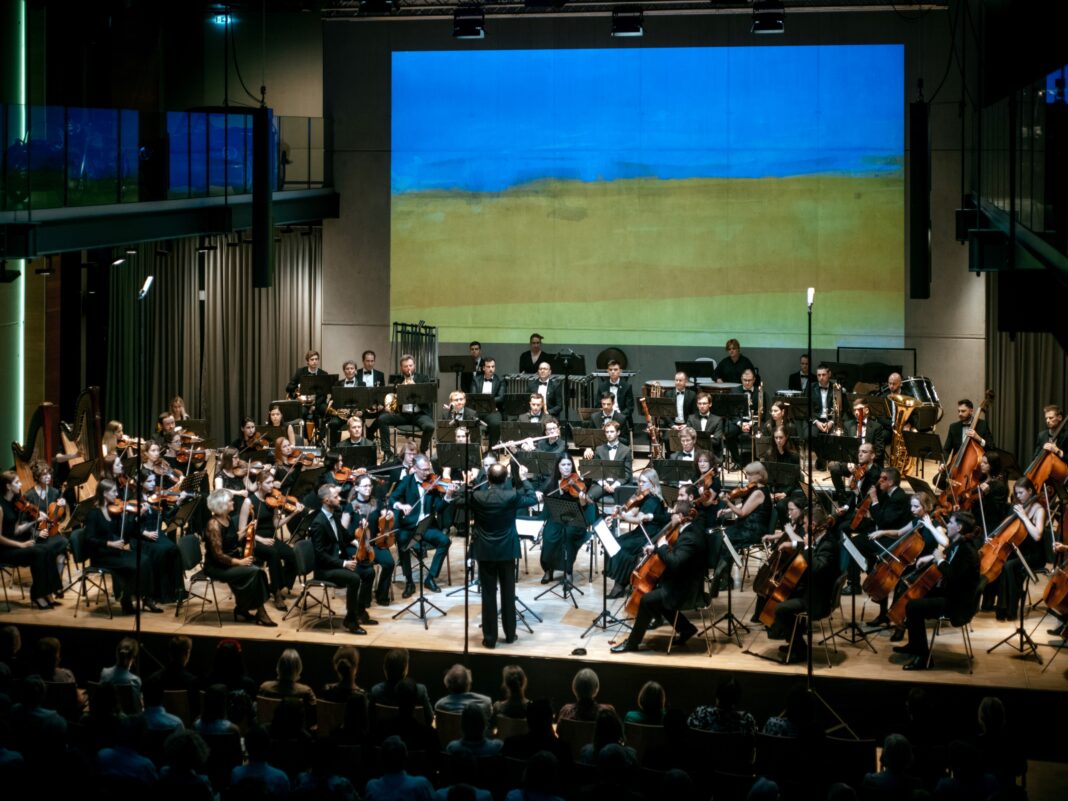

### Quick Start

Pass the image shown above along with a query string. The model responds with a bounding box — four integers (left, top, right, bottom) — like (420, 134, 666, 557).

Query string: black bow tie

(701, 415, 709, 419)
(540, 382, 548, 386)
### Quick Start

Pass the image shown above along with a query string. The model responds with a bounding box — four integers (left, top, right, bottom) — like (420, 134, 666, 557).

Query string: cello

(624, 507, 698, 618)
(887, 560, 943, 626)
(977, 499, 1040, 584)
(861, 521, 926, 603)
(937, 390, 994, 514)
(756, 528, 811, 627)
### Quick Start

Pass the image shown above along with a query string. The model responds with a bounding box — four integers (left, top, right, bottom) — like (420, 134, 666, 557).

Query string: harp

(11, 403, 63, 489)
(60, 386, 105, 467)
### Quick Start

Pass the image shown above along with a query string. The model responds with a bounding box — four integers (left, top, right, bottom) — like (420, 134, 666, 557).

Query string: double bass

(624, 507, 698, 618)
(937, 389, 994, 514)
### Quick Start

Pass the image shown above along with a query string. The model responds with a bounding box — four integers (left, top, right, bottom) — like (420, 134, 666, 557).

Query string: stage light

(453, 7, 485, 40)
(196, 237, 218, 254)
(125, 246, 138, 256)
(111, 256, 126, 266)
(611, 9, 643, 38)
(751, 1, 784, 35)
(34, 255, 54, 277)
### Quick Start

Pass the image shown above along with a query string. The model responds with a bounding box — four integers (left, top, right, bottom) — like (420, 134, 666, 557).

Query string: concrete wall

(321, 8, 981, 439)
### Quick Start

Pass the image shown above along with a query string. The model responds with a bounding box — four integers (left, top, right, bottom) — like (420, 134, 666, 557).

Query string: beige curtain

(107, 231, 322, 444)
(985, 271, 1068, 468)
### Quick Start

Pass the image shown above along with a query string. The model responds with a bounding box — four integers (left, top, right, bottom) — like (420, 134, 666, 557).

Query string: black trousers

(378, 412, 435, 454)
(772, 596, 811, 652)
(316, 565, 374, 619)
(343, 544, 394, 603)
(625, 585, 695, 648)
(905, 595, 948, 657)
(253, 539, 297, 594)
(478, 559, 516, 645)
(0, 542, 59, 600)
(205, 562, 270, 612)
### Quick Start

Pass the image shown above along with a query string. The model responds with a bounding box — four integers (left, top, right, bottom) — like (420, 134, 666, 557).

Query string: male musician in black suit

(714, 338, 758, 385)
(897, 510, 982, 670)
(808, 364, 845, 435)
(942, 398, 994, 460)
(470, 461, 539, 648)
(611, 497, 707, 652)
(309, 485, 374, 634)
(352, 350, 387, 446)
(517, 394, 547, 425)
(670, 426, 700, 463)
(830, 398, 890, 496)
(286, 349, 330, 423)
(787, 353, 812, 393)
(468, 357, 506, 446)
(518, 333, 548, 375)
(832, 442, 879, 592)
(527, 361, 563, 418)
(441, 390, 480, 427)
(723, 369, 765, 465)
(1034, 404, 1068, 461)
(686, 392, 725, 456)
(589, 393, 629, 439)
(388, 454, 454, 597)
(468, 341, 485, 387)
(861, 466, 915, 627)
(583, 420, 632, 503)
(377, 353, 436, 457)
(596, 360, 634, 421)
(664, 371, 697, 426)
(769, 507, 841, 663)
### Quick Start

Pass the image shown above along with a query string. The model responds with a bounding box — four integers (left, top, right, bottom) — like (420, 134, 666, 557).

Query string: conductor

(470, 461, 538, 649)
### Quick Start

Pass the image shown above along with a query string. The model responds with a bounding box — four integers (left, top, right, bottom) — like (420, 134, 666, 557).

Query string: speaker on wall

(909, 101, 931, 300)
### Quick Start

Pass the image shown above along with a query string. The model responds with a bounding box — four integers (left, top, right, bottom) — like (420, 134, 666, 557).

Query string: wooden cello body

(757, 543, 809, 627)
(624, 511, 695, 618)
(887, 562, 943, 626)
(861, 528, 926, 603)
(937, 390, 993, 514)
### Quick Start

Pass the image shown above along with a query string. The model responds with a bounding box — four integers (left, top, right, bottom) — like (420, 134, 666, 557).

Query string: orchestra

(7, 344, 1068, 678)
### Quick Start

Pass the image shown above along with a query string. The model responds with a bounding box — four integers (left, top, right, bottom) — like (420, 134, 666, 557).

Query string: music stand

(817, 435, 862, 465)
(66, 459, 98, 493)
(831, 533, 878, 650)
(988, 544, 1042, 662)
(709, 393, 749, 421)
(342, 386, 387, 412)
(438, 442, 482, 615)
(291, 466, 326, 501)
(393, 517, 447, 628)
(338, 445, 377, 470)
(270, 399, 304, 421)
(68, 498, 96, 530)
(644, 396, 679, 424)
(572, 428, 606, 452)
(435, 423, 475, 444)
(582, 510, 627, 638)
(500, 422, 544, 444)
(711, 527, 749, 645)
(299, 372, 337, 399)
(765, 462, 801, 492)
(649, 460, 695, 486)
(180, 419, 209, 438)
(903, 431, 944, 477)
(535, 496, 585, 607)
(513, 450, 559, 481)
(675, 361, 718, 381)
(503, 394, 532, 417)
(439, 354, 473, 391)
(256, 425, 287, 445)
(395, 382, 437, 413)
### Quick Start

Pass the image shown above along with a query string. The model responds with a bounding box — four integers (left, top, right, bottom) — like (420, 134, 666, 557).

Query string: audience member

(371, 648, 435, 725)
(624, 680, 665, 725)
(577, 708, 635, 767)
(503, 750, 564, 801)
(95, 714, 158, 785)
(142, 678, 185, 735)
(159, 729, 214, 801)
(149, 635, 200, 716)
(332, 692, 372, 747)
(762, 684, 820, 738)
(374, 678, 440, 757)
(436, 664, 493, 721)
(501, 699, 572, 765)
(99, 636, 144, 710)
(972, 696, 1027, 794)
(204, 638, 258, 697)
(436, 747, 493, 801)
(28, 636, 86, 712)
(688, 676, 756, 735)
(861, 733, 921, 800)
(576, 742, 643, 801)
(557, 668, 615, 722)
(933, 739, 999, 801)
(747, 777, 781, 801)
(194, 684, 240, 736)
(231, 724, 291, 798)
(320, 645, 366, 703)
(259, 648, 317, 725)
(445, 704, 502, 757)
(364, 735, 435, 801)
(491, 664, 529, 722)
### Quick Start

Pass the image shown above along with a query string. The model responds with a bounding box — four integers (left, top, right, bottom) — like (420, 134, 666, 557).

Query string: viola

(559, 473, 587, 498)
(377, 509, 396, 549)
(36, 500, 69, 538)
(625, 508, 698, 618)
(231, 459, 250, 478)
(265, 488, 301, 513)
(333, 466, 386, 485)
(115, 435, 143, 451)
(176, 446, 207, 463)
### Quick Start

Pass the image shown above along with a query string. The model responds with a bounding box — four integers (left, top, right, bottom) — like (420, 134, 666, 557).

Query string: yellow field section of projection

(390, 173, 903, 307)
(393, 289, 903, 349)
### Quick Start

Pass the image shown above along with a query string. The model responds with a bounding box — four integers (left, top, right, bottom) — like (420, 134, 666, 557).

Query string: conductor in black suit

(898, 510, 982, 670)
(527, 362, 563, 418)
(611, 497, 707, 653)
(468, 357, 506, 447)
(470, 461, 539, 648)
(942, 398, 994, 460)
(377, 353, 436, 457)
(309, 485, 374, 634)
(596, 360, 634, 421)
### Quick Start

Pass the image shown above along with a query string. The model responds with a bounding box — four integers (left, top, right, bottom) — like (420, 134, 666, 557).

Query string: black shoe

(892, 643, 921, 655)
(649, 616, 665, 629)
(611, 642, 638, 653)
(890, 627, 906, 642)
(402, 582, 416, 598)
(482, 639, 496, 649)
(143, 600, 163, 613)
(255, 609, 278, 627)
(903, 655, 930, 671)
(865, 615, 889, 629)
(606, 585, 626, 599)
(504, 634, 518, 644)
(376, 595, 391, 607)
(674, 630, 695, 647)
(273, 598, 288, 612)
(234, 609, 254, 622)
(423, 577, 440, 593)
(750, 613, 763, 624)
(1048, 625, 1066, 638)
(541, 571, 555, 585)
(343, 618, 367, 635)
(980, 603, 995, 612)
(995, 609, 1009, 621)
(32, 597, 54, 610)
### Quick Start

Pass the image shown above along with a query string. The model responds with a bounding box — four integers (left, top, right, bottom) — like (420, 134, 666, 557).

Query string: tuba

(887, 393, 920, 474)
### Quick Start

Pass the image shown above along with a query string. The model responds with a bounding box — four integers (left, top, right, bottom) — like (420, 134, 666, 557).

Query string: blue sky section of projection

(392, 45, 904, 194)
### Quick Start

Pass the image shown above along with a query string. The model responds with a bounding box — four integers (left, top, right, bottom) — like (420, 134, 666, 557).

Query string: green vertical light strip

(16, 0, 25, 439)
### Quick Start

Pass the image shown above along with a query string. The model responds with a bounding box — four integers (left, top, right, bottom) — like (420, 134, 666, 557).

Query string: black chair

(688, 728, 755, 775)
(926, 576, 986, 672)
(175, 533, 222, 626)
(284, 538, 339, 633)
(0, 560, 25, 611)
(69, 528, 116, 618)
(785, 572, 848, 668)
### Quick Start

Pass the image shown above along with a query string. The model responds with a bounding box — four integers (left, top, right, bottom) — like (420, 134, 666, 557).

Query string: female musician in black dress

(231, 417, 269, 457)
(712, 461, 773, 592)
(237, 469, 301, 611)
(606, 468, 671, 599)
(83, 478, 159, 614)
(267, 404, 299, 446)
(689, 450, 722, 534)
(538, 453, 596, 585)
(343, 473, 395, 606)
(136, 471, 184, 603)
(272, 437, 303, 494)
(203, 488, 276, 626)
(762, 426, 802, 524)
(762, 401, 798, 440)
(0, 470, 62, 609)
(24, 461, 71, 587)
(995, 477, 1046, 621)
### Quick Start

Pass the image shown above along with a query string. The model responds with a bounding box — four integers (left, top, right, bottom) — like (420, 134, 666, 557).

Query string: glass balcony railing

(0, 104, 326, 212)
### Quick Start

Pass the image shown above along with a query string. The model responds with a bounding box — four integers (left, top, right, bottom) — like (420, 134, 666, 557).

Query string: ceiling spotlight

(453, 7, 485, 40)
(124, 246, 138, 256)
(111, 256, 126, 266)
(611, 8, 643, 38)
(751, 1, 785, 35)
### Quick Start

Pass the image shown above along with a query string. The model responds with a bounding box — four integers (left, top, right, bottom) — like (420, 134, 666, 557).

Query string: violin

(420, 473, 460, 493)
(265, 488, 301, 513)
(377, 509, 396, 549)
(176, 446, 207, 463)
(36, 500, 69, 538)
(334, 466, 386, 485)
(115, 435, 143, 451)
(243, 520, 257, 558)
(231, 458, 250, 478)
(722, 481, 759, 503)
(13, 497, 37, 516)
(107, 499, 141, 515)
(559, 472, 587, 498)
(284, 449, 322, 468)
(146, 488, 185, 506)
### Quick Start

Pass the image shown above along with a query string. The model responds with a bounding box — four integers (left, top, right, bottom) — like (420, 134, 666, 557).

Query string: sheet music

(516, 518, 544, 541)
(841, 532, 869, 573)
(593, 518, 621, 558)
(719, 527, 743, 569)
